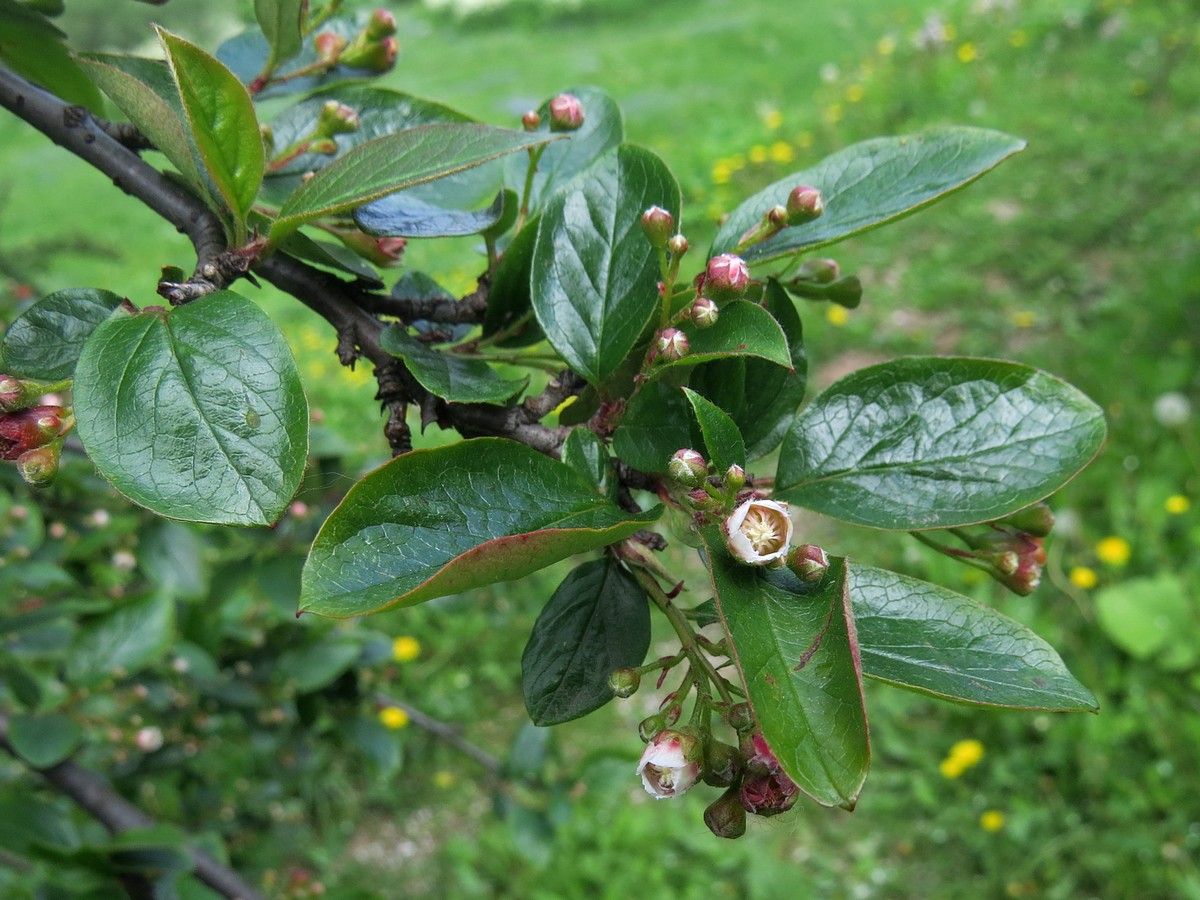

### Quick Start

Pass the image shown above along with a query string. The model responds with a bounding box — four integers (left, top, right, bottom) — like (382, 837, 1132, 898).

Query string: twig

(0, 714, 265, 900)
(374, 694, 503, 778)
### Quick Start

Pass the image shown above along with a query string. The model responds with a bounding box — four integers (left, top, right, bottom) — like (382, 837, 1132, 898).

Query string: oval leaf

(74, 292, 309, 526)
(531, 144, 681, 385)
(299, 438, 662, 617)
(158, 27, 264, 229)
(650, 300, 793, 376)
(682, 387, 745, 472)
(6, 713, 82, 768)
(66, 594, 175, 687)
(354, 190, 506, 239)
(611, 380, 692, 474)
(776, 357, 1106, 530)
(270, 123, 554, 242)
(702, 530, 869, 809)
(0, 288, 124, 380)
(850, 564, 1098, 710)
(521, 559, 650, 726)
(255, 0, 304, 70)
(380, 325, 528, 405)
(712, 127, 1026, 264)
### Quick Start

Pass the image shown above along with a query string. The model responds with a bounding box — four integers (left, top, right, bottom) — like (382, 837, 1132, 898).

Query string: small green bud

(341, 36, 398, 72)
(794, 257, 840, 285)
(787, 543, 830, 582)
(640, 205, 674, 249)
(656, 328, 689, 362)
(608, 667, 641, 698)
(17, 444, 60, 487)
(827, 275, 863, 309)
(638, 713, 666, 743)
(767, 204, 789, 228)
(666, 233, 689, 258)
(724, 464, 746, 493)
(689, 296, 719, 327)
(521, 110, 542, 131)
(786, 185, 825, 224)
(365, 8, 397, 41)
(316, 101, 361, 137)
(997, 502, 1055, 537)
(313, 31, 347, 64)
(703, 788, 748, 839)
(668, 448, 708, 487)
(726, 702, 755, 732)
(702, 740, 742, 787)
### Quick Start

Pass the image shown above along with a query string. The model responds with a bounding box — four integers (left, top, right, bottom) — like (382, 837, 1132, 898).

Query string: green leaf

(531, 144, 681, 385)
(75, 54, 202, 187)
(66, 594, 175, 687)
(682, 387, 745, 472)
(74, 292, 309, 526)
(272, 228, 383, 284)
(1095, 575, 1198, 671)
(158, 26, 264, 229)
(521, 559, 650, 726)
(354, 190, 507, 239)
(506, 85, 624, 209)
(690, 279, 808, 459)
(611, 380, 692, 474)
(255, 0, 304, 70)
(299, 438, 662, 617)
(651, 300, 793, 376)
(702, 531, 869, 808)
(0, 288, 124, 380)
(6, 713, 82, 768)
(850, 564, 1098, 710)
(482, 216, 544, 347)
(138, 520, 209, 601)
(276, 635, 362, 693)
(712, 127, 1026, 264)
(0, 0, 105, 110)
(379, 325, 528, 405)
(776, 357, 1106, 530)
(270, 123, 553, 242)
(560, 427, 612, 495)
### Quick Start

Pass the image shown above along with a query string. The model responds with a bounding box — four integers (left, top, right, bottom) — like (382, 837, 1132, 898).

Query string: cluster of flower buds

(0, 375, 69, 487)
(331, 9, 399, 73)
(930, 504, 1055, 595)
(736, 185, 826, 249)
(666, 449, 756, 519)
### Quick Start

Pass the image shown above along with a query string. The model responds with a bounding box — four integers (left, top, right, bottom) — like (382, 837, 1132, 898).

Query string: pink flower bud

(787, 543, 830, 582)
(786, 185, 825, 224)
(521, 110, 542, 131)
(0, 375, 27, 412)
(704, 788, 748, 838)
(668, 448, 708, 486)
(316, 101, 361, 137)
(365, 8, 398, 40)
(656, 328, 689, 362)
(704, 253, 751, 300)
(689, 297, 719, 327)
(0, 405, 66, 460)
(666, 234, 689, 257)
(640, 206, 674, 248)
(547, 93, 585, 131)
(795, 257, 841, 284)
(374, 237, 407, 266)
(313, 31, 347, 64)
(767, 205, 789, 228)
(724, 498, 792, 566)
(342, 36, 398, 72)
(637, 730, 702, 799)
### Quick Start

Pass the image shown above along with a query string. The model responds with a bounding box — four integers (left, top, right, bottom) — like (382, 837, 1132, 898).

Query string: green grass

(2, 0, 1198, 897)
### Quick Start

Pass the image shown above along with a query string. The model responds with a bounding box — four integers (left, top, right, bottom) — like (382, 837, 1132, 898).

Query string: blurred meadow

(1, 0, 1198, 896)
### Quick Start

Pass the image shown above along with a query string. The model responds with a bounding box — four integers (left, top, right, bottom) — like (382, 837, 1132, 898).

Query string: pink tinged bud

(668, 448, 708, 486)
(365, 7, 398, 40)
(342, 36, 397, 72)
(313, 31, 347, 64)
(637, 730, 702, 799)
(0, 375, 25, 412)
(0, 405, 66, 460)
(374, 237, 407, 265)
(547, 93, 585, 131)
(767, 205, 789, 228)
(795, 257, 840, 284)
(521, 110, 542, 131)
(640, 205, 674, 249)
(787, 543, 830, 582)
(656, 328, 689, 362)
(704, 788, 748, 839)
(608, 667, 640, 697)
(705, 253, 751, 300)
(685, 488, 716, 509)
(724, 464, 746, 493)
(317, 101, 361, 137)
(309, 138, 339, 155)
(724, 498, 793, 566)
(666, 234, 689, 258)
(689, 297, 719, 327)
(786, 185, 825, 225)
(17, 445, 59, 486)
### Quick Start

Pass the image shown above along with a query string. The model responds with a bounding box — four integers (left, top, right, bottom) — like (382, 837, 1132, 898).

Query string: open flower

(725, 498, 793, 565)
(637, 730, 701, 799)
(739, 733, 799, 817)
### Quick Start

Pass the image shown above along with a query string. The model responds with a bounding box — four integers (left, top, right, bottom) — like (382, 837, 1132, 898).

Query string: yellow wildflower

(1165, 495, 1190, 515)
(980, 810, 1006, 832)
(433, 770, 454, 789)
(379, 706, 409, 730)
(877, 35, 897, 56)
(845, 84, 866, 104)
(763, 109, 783, 131)
(748, 144, 768, 165)
(1011, 310, 1036, 328)
(1010, 30, 1028, 48)
(957, 42, 978, 63)
(1096, 536, 1131, 566)
(711, 160, 733, 185)
(826, 306, 849, 326)
(769, 141, 795, 164)
(940, 757, 965, 779)
(1069, 566, 1098, 590)
(949, 739, 984, 768)
(392, 635, 421, 663)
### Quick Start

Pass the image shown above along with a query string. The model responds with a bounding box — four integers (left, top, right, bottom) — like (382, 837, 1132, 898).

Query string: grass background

(1, 0, 1198, 896)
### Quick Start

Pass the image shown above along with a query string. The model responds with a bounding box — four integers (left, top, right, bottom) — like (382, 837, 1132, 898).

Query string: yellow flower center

(741, 508, 785, 555)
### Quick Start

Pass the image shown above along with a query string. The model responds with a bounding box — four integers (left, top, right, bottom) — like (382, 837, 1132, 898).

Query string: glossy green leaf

(690, 279, 808, 459)
(270, 124, 552, 242)
(703, 531, 869, 808)
(273, 228, 383, 284)
(255, 0, 304, 70)
(506, 85, 624, 209)
(0, 288, 124, 380)
(355, 190, 507, 238)
(0, 0, 105, 110)
(158, 27, 264, 228)
(74, 292, 309, 526)
(650, 300, 793, 376)
(531, 145, 681, 385)
(380, 325, 528, 405)
(682, 387, 745, 472)
(299, 438, 662, 617)
(850, 564, 1098, 710)
(561, 427, 613, 495)
(482, 216, 544, 347)
(75, 54, 202, 186)
(5, 713, 82, 768)
(611, 380, 692, 474)
(712, 127, 1026, 264)
(776, 357, 1106, 530)
(522, 559, 650, 725)
(1095, 575, 1197, 671)
(66, 594, 175, 687)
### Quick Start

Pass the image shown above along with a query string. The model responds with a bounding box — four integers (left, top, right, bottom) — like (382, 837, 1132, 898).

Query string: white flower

(637, 731, 701, 799)
(724, 498, 793, 565)
(1153, 391, 1192, 427)
(134, 727, 164, 753)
